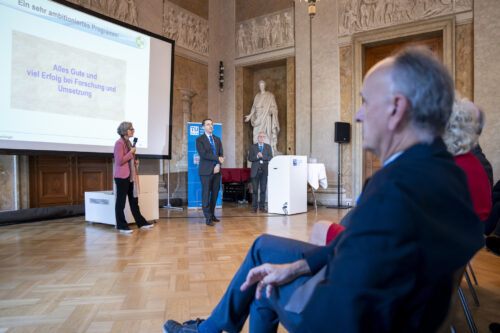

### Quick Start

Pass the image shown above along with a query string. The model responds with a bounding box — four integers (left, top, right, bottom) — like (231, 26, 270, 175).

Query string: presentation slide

(0, 0, 173, 158)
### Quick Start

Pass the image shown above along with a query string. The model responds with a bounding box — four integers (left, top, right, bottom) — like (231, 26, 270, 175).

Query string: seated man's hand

(240, 259, 310, 300)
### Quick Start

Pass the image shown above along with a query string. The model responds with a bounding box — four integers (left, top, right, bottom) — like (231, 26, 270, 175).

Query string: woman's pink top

(455, 152, 492, 221)
(114, 138, 134, 179)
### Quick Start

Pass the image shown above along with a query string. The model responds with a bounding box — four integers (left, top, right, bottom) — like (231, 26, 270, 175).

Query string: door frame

(351, 16, 455, 200)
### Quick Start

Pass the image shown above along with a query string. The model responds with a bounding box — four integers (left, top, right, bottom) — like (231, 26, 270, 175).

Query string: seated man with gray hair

(164, 47, 484, 333)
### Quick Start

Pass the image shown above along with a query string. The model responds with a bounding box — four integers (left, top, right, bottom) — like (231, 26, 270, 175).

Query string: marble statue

(244, 80, 280, 155)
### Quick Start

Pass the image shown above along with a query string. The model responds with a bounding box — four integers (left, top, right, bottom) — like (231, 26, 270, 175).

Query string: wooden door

(29, 156, 113, 207)
(363, 33, 443, 181)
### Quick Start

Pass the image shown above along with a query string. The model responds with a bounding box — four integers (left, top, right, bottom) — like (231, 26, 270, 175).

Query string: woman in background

(443, 97, 492, 222)
(114, 121, 154, 233)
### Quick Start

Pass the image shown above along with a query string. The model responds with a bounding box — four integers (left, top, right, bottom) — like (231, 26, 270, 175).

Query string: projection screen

(0, 0, 174, 158)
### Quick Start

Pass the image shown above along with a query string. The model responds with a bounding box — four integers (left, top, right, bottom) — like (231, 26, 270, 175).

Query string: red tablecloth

(222, 168, 251, 183)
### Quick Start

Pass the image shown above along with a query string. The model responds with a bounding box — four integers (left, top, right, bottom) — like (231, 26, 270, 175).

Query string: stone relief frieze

(74, 0, 139, 26)
(339, 0, 472, 36)
(236, 8, 294, 58)
(162, 1, 208, 56)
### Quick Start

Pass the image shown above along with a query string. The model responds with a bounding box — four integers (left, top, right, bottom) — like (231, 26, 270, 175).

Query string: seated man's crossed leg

(164, 234, 317, 333)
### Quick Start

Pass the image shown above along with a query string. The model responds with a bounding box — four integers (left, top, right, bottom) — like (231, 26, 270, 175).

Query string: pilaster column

(172, 88, 196, 200)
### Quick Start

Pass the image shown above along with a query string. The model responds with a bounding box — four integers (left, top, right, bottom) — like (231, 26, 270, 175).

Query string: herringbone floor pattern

(0, 204, 498, 332)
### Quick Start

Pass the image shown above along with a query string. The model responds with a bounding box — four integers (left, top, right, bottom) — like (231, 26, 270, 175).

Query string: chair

(222, 168, 251, 203)
(421, 265, 477, 333)
(438, 266, 478, 333)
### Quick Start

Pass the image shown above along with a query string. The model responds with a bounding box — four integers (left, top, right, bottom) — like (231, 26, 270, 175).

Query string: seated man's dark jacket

(298, 138, 484, 332)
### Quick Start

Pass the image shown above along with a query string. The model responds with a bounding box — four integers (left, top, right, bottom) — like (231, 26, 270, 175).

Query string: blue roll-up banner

(187, 122, 223, 209)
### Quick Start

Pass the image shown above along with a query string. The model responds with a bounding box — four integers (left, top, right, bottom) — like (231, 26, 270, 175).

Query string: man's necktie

(209, 136, 217, 165)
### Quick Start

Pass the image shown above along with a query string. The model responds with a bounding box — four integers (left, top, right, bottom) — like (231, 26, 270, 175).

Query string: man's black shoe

(251, 207, 257, 213)
(163, 318, 204, 333)
(486, 236, 500, 256)
(206, 218, 214, 226)
(489, 322, 500, 333)
(259, 208, 267, 213)
(211, 216, 220, 222)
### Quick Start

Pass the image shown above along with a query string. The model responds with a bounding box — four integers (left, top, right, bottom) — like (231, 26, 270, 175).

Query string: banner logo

(190, 126, 199, 136)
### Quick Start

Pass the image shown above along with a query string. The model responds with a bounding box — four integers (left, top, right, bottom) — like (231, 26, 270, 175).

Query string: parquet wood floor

(0, 203, 498, 332)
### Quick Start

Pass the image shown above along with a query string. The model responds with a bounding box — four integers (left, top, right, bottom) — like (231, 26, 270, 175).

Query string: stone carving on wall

(236, 8, 294, 58)
(162, 1, 208, 56)
(74, 0, 138, 26)
(338, 0, 472, 36)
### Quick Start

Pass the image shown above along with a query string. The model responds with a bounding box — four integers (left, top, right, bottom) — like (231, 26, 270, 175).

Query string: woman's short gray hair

(390, 47, 454, 137)
(117, 121, 132, 136)
(443, 97, 479, 156)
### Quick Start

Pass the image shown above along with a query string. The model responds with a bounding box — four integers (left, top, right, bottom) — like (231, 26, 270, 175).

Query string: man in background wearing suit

(164, 48, 484, 333)
(248, 132, 273, 213)
(196, 119, 224, 226)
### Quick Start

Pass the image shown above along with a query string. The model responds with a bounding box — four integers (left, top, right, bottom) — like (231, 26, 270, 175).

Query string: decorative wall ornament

(162, 1, 208, 56)
(338, 0, 472, 36)
(235, 8, 294, 58)
(75, 0, 139, 26)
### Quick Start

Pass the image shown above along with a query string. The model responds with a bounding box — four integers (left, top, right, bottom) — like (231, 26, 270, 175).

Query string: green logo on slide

(136, 36, 145, 49)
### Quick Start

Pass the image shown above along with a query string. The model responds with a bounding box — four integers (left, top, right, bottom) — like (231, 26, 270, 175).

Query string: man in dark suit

(248, 132, 273, 213)
(164, 48, 484, 333)
(196, 118, 224, 226)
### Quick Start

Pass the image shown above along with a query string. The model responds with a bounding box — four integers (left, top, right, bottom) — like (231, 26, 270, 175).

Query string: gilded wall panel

(456, 23, 473, 100)
(286, 57, 296, 155)
(235, 67, 244, 168)
(170, 55, 208, 173)
(0, 156, 15, 211)
(339, 46, 353, 199)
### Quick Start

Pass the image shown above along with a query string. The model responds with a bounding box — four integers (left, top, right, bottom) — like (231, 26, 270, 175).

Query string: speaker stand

(327, 142, 351, 209)
(161, 160, 183, 211)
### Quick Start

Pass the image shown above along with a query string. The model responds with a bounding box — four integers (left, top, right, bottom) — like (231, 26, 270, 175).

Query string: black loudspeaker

(334, 122, 351, 143)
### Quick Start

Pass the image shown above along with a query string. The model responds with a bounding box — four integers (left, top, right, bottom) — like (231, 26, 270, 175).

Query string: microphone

(132, 137, 138, 147)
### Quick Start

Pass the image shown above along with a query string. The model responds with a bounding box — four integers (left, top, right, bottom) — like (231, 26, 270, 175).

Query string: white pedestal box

(85, 175, 159, 226)
(268, 155, 308, 215)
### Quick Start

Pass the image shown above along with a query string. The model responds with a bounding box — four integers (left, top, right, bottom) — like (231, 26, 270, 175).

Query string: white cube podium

(268, 155, 308, 215)
(85, 175, 159, 226)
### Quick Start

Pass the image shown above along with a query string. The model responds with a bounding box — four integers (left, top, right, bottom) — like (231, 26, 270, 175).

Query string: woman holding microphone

(114, 121, 154, 233)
